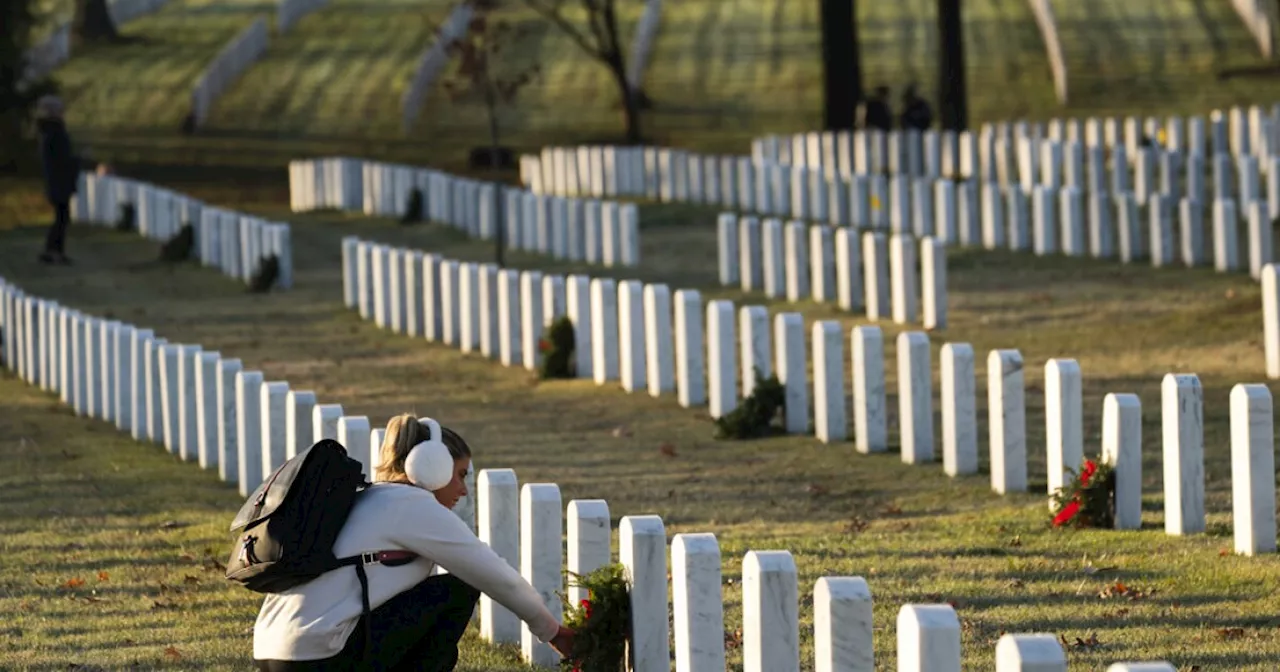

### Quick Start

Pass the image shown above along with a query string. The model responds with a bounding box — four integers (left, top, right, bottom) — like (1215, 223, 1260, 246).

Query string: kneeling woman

(253, 414, 574, 670)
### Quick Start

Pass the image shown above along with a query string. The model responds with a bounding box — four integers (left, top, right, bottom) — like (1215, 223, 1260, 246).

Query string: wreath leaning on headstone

(247, 255, 280, 294)
(1050, 458, 1116, 529)
(400, 188, 424, 225)
(714, 368, 785, 440)
(159, 224, 194, 262)
(560, 564, 631, 672)
(116, 203, 136, 232)
(538, 316, 576, 379)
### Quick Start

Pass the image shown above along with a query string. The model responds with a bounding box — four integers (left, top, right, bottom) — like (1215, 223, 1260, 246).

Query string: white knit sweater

(253, 483, 560, 661)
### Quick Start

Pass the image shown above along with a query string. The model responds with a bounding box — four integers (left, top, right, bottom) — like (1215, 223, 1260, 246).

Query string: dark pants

(45, 200, 70, 255)
(255, 574, 480, 672)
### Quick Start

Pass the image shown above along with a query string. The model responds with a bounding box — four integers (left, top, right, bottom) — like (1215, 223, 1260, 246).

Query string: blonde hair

(376, 414, 472, 483)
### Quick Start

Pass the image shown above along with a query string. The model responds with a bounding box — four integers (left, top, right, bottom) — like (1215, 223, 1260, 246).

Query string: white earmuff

(404, 417, 454, 492)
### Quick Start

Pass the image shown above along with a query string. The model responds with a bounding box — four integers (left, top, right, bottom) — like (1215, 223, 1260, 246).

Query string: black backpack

(226, 439, 416, 648)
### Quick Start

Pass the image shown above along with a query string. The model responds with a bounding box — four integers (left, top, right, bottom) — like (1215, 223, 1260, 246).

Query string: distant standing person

(859, 86, 893, 131)
(899, 84, 934, 131)
(36, 95, 79, 265)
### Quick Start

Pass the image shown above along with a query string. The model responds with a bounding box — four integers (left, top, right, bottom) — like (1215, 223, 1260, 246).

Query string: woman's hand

(548, 625, 575, 657)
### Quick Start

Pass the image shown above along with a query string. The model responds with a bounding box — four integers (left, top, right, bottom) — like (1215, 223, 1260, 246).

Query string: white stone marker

(114, 324, 135, 432)
(1162, 373, 1205, 536)
(775, 314, 808, 434)
(519, 271, 544, 372)
(835, 228, 863, 312)
(479, 469, 520, 644)
(478, 264, 499, 358)
(567, 499, 611, 606)
(439, 260, 460, 346)
(643, 284, 675, 397)
(898, 332, 934, 463)
(458, 263, 481, 353)
(672, 533, 726, 672)
(99, 320, 117, 421)
(260, 381, 290, 479)
(562, 275, 592, 378)
(989, 349, 1027, 493)
(1179, 198, 1205, 267)
(1088, 192, 1114, 258)
(618, 280, 647, 393)
(1231, 384, 1276, 555)
(216, 358, 242, 484)
(675, 290, 706, 407)
(1106, 664, 1176, 672)
(177, 345, 203, 462)
(718, 213, 739, 286)
(739, 306, 771, 398)
(1008, 187, 1031, 251)
(498, 270, 522, 367)
(145, 336, 168, 442)
(1060, 187, 1086, 255)
(590, 278, 620, 384)
(994, 633, 1066, 672)
(785, 221, 810, 302)
(862, 232, 890, 321)
(706, 300, 737, 419)
(1045, 359, 1083, 503)
(852, 326, 888, 454)
(235, 370, 265, 497)
(388, 248, 406, 333)
(740, 216, 763, 291)
(1032, 186, 1057, 256)
(890, 234, 919, 324)
(743, 551, 799, 672)
(194, 352, 221, 470)
(620, 516, 670, 672)
(921, 237, 947, 330)
(1150, 195, 1175, 267)
(941, 343, 977, 476)
(312, 403, 343, 442)
(1213, 199, 1239, 271)
(1252, 202, 1274, 280)
(814, 577, 873, 672)
(813, 321, 846, 444)
(159, 344, 181, 454)
(810, 225, 836, 302)
(762, 218, 785, 299)
(86, 319, 102, 419)
(1102, 393, 1143, 530)
(983, 183, 1006, 249)
(285, 390, 316, 460)
(337, 416, 372, 479)
(897, 604, 961, 672)
(520, 483, 563, 668)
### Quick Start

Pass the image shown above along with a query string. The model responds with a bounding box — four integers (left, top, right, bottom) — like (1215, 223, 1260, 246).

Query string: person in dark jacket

(36, 95, 79, 265)
(899, 84, 934, 131)
(859, 86, 893, 132)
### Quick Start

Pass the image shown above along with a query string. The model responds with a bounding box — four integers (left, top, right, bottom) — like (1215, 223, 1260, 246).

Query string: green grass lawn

(1052, 0, 1280, 119)
(3, 178, 1280, 667)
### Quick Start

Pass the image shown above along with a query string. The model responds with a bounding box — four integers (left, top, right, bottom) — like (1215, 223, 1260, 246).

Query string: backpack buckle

(360, 552, 378, 565)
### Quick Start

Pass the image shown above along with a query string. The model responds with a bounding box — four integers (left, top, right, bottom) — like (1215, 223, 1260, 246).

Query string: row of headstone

(0, 276, 476, 530)
(717, 216, 948, 328)
(399, 1, 473, 133)
(190, 18, 269, 128)
(73, 173, 294, 290)
(476, 470, 1181, 670)
(289, 157, 641, 266)
(276, 0, 327, 33)
(756, 105, 1280, 180)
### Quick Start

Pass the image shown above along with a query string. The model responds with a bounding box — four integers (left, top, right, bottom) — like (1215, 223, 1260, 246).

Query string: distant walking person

(36, 95, 79, 265)
(859, 86, 893, 131)
(899, 84, 934, 131)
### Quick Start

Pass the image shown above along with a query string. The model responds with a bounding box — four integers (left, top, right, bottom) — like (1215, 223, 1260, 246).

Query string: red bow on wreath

(1052, 459, 1098, 527)
(571, 599, 592, 672)
(539, 338, 552, 353)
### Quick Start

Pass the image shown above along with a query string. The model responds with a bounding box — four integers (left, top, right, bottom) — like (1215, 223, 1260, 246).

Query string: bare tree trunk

(74, 0, 119, 42)
(607, 53, 642, 144)
(937, 0, 967, 130)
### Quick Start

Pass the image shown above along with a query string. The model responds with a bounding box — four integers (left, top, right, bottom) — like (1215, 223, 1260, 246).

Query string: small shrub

(247, 255, 280, 294)
(400, 188, 424, 224)
(115, 203, 135, 232)
(714, 368, 785, 439)
(538, 316, 576, 379)
(159, 224, 194, 262)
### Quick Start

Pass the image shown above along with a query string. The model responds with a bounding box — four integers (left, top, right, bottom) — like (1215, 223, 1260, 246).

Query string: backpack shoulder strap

(339, 550, 420, 662)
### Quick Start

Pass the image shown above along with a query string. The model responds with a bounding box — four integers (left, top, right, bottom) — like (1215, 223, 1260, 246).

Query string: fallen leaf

(97, 571, 109, 582)
(658, 443, 677, 458)
(881, 503, 903, 515)
(151, 600, 174, 610)
(63, 578, 86, 589)
(1008, 535, 1022, 548)
(163, 646, 182, 660)
(1225, 288, 1237, 300)
(724, 627, 743, 650)
(1219, 548, 1231, 557)
(183, 575, 200, 585)
(179, 554, 196, 563)
(79, 595, 103, 603)
(610, 426, 631, 438)
(1217, 627, 1247, 641)
(806, 483, 829, 495)
(158, 521, 188, 530)
(844, 516, 869, 535)
(1007, 578, 1025, 589)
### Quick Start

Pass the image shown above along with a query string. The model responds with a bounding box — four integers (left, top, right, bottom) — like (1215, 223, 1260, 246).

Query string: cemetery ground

(3, 175, 1280, 668)
(52, 0, 1280, 174)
